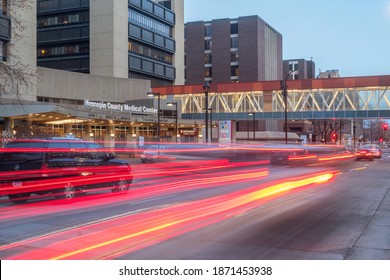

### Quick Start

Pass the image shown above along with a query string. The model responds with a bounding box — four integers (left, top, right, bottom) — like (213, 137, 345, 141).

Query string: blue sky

(184, 0, 390, 78)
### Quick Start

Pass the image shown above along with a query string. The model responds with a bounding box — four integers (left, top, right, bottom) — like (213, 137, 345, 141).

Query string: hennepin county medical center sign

(84, 100, 158, 114)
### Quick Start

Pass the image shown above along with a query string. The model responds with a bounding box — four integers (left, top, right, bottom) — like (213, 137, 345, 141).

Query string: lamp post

(204, 107, 213, 142)
(281, 70, 298, 144)
(147, 91, 160, 143)
(248, 113, 255, 140)
(202, 82, 210, 143)
(167, 102, 178, 143)
(324, 120, 328, 144)
(209, 107, 213, 142)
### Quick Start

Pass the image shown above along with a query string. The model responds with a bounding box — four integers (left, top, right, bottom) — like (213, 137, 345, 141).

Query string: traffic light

(383, 123, 388, 131)
(379, 137, 384, 142)
(331, 133, 337, 142)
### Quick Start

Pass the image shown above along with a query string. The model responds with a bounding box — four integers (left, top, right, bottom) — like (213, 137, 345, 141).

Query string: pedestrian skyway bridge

(154, 75, 390, 120)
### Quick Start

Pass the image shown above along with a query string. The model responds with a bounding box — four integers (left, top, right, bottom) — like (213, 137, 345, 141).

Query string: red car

(354, 149, 374, 161)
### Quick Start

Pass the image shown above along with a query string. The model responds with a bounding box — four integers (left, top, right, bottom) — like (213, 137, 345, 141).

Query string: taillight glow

(0, 171, 335, 260)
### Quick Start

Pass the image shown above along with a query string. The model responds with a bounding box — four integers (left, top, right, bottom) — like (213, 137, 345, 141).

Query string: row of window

(38, 11, 89, 28)
(128, 40, 172, 65)
(204, 52, 239, 64)
(37, 96, 84, 105)
(38, 26, 89, 43)
(129, 54, 175, 80)
(128, 9, 172, 38)
(204, 37, 238, 50)
(129, 0, 175, 24)
(204, 66, 239, 78)
(204, 23, 238, 37)
(129, 24, 175, 52)
(38, 57, 89, 72)
(38, 43, 89, 57)
(37, 0, 89, 12)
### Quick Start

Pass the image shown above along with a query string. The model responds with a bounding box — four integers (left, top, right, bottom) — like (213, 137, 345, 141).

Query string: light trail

(0, 171, 335, 260)
(0, 163, 268, 221)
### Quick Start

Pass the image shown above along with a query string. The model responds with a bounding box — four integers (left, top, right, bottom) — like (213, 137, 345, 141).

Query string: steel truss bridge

(155, 75, 390, 121)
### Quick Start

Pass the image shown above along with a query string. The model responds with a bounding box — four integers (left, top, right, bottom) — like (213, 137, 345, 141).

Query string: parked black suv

(0, 138, 133, 203)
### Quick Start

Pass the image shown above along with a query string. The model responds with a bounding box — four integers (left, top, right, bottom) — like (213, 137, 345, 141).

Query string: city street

(0, 151, 389, 260)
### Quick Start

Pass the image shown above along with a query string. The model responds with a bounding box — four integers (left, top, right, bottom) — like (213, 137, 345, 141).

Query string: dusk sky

(184, 0, 390, 78)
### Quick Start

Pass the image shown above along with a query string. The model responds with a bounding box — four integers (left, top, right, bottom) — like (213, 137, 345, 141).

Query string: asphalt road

(0, 153, 389, 260)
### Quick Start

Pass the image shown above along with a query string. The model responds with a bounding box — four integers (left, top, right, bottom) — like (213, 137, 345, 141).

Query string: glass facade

(128, 10, 171, 37)
(38, 11, 89, 27)
(37, 0, 90, 73)
(128, 40, 172, 64)
(128, 0, 176, 87)
(36, 0, 177, 85)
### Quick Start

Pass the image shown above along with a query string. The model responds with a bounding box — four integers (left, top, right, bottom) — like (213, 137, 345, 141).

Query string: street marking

(354, 167, 367, 171)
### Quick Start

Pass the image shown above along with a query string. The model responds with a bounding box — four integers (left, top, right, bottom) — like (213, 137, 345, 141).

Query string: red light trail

(0, 171, 334, 260)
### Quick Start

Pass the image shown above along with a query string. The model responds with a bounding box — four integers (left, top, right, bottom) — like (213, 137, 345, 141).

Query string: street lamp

(147, 91, 160, 143)
(248, 113, 255, 140)
(281, 70, 299, 144)
(167, 101, 178, 143)
(202, 82, 210, 143)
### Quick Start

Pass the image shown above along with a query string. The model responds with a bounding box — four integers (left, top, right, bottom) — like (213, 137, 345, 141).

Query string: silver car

(363, 144, 382, 158)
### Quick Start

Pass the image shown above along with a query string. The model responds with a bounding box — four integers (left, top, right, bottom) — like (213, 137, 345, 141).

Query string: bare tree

(313, 119, 350, 144)
(0, 0, 35, 101)
(363, 119, 385, 142)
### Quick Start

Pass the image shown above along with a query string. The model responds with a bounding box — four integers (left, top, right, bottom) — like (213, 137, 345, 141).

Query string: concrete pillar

(90, 0, 128, 78)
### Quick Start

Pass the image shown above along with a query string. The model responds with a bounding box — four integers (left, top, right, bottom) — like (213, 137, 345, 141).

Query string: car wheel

(8, 193, 31, 203)
(112, 178, 129, 192)
(56, 182, 76, 200)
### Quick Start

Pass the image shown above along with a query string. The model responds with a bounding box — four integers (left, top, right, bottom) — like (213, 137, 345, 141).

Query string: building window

(38, 0, 59, 12)
(204, 25, 212, 37)
(142, 0, 153, 12)
(158, 0, 171, 10)
(128, 9, 172, 38)
(231, 51, 239, 63)
(38, 43, 89, 58)
(142, 60, 154, 73)
(204, 67, 212, 78)
(231, 65, 239, 77)
(230, 36, 238, 49)
(60, 0, 80, 9)
(37, 11, 90, 28)
(128, 40, 173, 65)
(205, 39, 212, 50)
(165, 10, 174, 23)
(230, 23, 238, 34)
(155, 5, 164, 18)
(204, 53, 212, 64)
